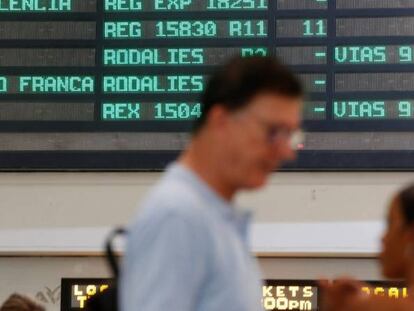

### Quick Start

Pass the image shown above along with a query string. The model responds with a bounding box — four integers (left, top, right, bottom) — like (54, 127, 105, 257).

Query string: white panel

(0, 221, 383, 257)
(0, 172, 411, 230)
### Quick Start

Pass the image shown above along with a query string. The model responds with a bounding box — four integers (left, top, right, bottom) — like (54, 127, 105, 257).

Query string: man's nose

(271, 140, 297, 162)
(283, 145, 297, 161)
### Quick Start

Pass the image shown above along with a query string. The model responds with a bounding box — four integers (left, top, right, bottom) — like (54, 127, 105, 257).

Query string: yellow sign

(262, 285, 317, 310)
(361, 286, 408, 299)
(72, 284, 109, 308)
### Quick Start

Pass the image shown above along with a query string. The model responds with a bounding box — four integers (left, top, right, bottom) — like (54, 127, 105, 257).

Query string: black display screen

(1, 0, 414, 170)
(60, 278, 407, 311)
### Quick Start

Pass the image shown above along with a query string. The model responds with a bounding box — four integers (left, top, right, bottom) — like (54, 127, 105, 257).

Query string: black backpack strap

(105, 227, 127, 279)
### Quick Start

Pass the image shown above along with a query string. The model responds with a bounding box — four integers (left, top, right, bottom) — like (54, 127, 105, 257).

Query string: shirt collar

(167, 162, 252, 240)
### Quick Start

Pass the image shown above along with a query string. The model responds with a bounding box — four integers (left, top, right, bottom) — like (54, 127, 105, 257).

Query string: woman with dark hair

(321, 185, 414, 311)
(0, 294, 45, 311)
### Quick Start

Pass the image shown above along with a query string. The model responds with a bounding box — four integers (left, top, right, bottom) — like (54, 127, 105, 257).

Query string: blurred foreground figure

(120, 56, 303, 311)
(0, 294, 45, 311)
(321, 185, 414, 311)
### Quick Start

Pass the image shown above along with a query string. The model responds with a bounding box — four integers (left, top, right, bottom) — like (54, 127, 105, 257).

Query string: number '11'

(303, 19, 326, 36)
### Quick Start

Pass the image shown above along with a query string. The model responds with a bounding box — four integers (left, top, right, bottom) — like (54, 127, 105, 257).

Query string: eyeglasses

(263, 125, 305, 150)
(238, 112, 305, 150)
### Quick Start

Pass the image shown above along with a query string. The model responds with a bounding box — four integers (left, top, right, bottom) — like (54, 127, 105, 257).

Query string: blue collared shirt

(120, 163, 263, 311)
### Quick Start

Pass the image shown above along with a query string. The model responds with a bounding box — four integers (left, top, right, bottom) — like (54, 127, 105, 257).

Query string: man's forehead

(247, 93, 302, 111)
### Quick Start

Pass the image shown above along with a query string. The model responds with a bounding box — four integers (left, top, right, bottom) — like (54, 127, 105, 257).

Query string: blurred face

(380, 197, 410, 278)
(215, 92, 302, 189)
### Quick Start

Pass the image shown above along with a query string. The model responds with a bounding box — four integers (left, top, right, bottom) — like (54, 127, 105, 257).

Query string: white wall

(0, 172, 411, 229)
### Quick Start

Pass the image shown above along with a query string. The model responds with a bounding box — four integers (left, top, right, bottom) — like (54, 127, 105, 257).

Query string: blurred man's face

(218, 92, 302, 189)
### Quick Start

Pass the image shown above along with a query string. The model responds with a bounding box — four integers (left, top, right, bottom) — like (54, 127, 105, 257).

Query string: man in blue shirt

(120, 56, 303, 311)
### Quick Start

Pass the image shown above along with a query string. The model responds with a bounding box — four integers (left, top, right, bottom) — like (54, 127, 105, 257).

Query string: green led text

(104, 22, 142, 38)
(103, 76, 204, 93)
(334, 101, 414, 119)
(105, 0, 142, 10)
(334, 101, 385, 119)
(303, 19, 326, 37)
(0, 0, 71, 11)
(156, 21, 217, 37)
(335, 46, 414, 64)
(399, 46, 413, 62)
(335, 46, 386, 63)
(104, 0, 267, 11)
(229, 20, 267, 37)
(19, 76, 94, 93)
(0, 77, 7, 92)
(103, 48, 204, 65)
(207, 0, 267, 10)
(154, 103, 201, 120)
(155, 0, 192, 10)
(102, 103, 140, 120)
(399, 101, 413, 117)
(241, 47, 267, 57)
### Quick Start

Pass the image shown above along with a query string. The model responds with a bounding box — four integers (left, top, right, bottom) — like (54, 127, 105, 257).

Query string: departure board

(2, 0, 414, 170)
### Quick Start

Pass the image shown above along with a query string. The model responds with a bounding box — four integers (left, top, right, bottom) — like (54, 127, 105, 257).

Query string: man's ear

(406, 225, 414, 244)
(402, 226, 414, 259)
(206, 105, 230, 130)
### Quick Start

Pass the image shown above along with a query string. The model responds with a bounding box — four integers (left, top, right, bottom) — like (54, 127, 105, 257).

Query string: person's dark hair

(0, 294, 45, 311)
(193, 56, 303, 133)
(399, 185, 414, 225)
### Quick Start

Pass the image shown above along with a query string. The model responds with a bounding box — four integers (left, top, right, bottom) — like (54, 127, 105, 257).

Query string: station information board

(1, 0, 414, 170)
(60, 278, 408, 311)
